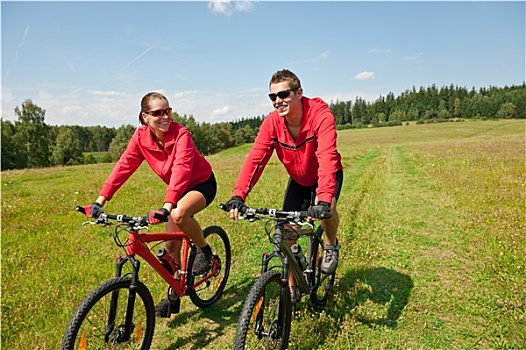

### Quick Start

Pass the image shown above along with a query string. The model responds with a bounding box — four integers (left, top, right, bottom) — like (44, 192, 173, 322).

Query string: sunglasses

(268, 88, 298, 102)
(145, 107, 172, 117)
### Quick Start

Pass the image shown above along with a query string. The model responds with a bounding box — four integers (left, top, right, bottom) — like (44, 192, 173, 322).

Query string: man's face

(269, 82, 303, 118)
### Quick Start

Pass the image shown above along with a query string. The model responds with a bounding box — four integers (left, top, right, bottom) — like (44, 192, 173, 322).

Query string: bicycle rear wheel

(61, 277, 155, 350)
(309, 228, 336, 308)
(189, 225, 231, 308)
(234, 270, 292, 350)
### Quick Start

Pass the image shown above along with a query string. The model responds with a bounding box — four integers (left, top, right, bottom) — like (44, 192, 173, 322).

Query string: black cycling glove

(225, 196, 245, 211)
(307, 201, 332, 219)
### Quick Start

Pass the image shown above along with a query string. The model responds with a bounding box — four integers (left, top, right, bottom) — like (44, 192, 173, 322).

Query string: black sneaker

(155, 297, 180, 318)
(192, 246, 213, 276)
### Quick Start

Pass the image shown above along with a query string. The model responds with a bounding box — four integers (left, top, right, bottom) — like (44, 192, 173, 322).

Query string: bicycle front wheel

(189, 225, 231, 308)
(309, 229, 336, 308)
(61, 277, 155, 350)
(234, 270, 292, 350)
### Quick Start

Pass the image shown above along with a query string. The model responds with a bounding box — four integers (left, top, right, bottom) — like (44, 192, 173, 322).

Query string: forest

(2, 82, 524, 171)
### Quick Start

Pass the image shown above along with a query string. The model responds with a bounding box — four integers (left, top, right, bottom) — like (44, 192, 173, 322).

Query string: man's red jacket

(233, 96, 343, 203)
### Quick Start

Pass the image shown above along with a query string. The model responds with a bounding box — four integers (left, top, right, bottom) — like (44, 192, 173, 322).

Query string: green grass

(2, 119, 525, 349)
(86, 151, 111, 162)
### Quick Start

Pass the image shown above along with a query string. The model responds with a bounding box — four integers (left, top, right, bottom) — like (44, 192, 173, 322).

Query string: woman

(84, 92, 217, 318)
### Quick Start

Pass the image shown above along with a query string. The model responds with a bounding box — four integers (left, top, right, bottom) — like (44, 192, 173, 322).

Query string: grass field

(2, 119, 524, 349)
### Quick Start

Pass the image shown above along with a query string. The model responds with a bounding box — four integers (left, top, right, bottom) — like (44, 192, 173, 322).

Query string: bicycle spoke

(235, 270, 291, 350)
(189, 226, 231, 308)
(61, 277, 155, 350)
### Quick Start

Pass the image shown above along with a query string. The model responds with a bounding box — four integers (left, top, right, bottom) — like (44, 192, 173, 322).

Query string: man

(224, 69, 344, 274)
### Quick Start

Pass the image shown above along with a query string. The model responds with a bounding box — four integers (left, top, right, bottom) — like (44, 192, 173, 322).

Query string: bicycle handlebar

(75, 206, 150, 227)
(219, 203, 311, 221)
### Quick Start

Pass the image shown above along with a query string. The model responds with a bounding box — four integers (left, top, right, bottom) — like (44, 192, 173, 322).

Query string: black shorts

(282, 169, 343, 211)
(181, 172, 217, 208)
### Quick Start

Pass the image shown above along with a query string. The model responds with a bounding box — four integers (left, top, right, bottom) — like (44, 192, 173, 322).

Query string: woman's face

(142, 98, 172, 136)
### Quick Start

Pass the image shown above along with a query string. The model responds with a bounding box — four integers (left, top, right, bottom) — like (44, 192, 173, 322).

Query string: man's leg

(320, 170, 343, 274)
(321, 197, 339, 246)
(320, 199, 340, 274)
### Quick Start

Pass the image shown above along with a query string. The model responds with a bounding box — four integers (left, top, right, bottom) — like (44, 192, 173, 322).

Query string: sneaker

(320, 241, 340, 274)
(155, 296, 180, 318)
(192, 247, 212, 276)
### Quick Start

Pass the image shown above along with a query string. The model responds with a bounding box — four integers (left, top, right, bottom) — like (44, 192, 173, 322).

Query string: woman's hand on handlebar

(147, 208, 170, 224)
(83, 202, 105, 218)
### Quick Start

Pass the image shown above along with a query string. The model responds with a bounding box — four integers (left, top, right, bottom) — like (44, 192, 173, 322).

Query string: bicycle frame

(260, 222, 309, 295)
(114, 229, 221, 297)
(64, 207, 231, 350)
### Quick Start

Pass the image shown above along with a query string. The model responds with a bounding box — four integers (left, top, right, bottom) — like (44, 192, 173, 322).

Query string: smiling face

(141, 96, 172, 140)
(269, 81, 303, 119)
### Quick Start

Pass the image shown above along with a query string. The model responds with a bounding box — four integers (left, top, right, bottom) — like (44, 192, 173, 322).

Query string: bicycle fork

(258, 226, 309, 339)
(106, 255, 141, 343)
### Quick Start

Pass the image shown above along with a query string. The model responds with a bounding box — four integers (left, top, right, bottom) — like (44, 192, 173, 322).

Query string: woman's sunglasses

(268, 88, 298, 102)
(145, 107, 172, 117)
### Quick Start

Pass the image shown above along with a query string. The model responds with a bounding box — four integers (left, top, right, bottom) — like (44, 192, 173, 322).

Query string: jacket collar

(142, 122, 177, 151)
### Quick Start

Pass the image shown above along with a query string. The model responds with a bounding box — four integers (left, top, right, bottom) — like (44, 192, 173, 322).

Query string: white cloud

(354, 71, 376, 81)
(208, 1, 233, 15)
(14, 26, 30, 61)
(369, 48, 391, 54)
(87, 89, 126, 97)
(403, 52, 425, 62)
(208, 1, 254, 16)
(174, 90, 200, 99)
(210, 105, 233, 119)
(235, 1, 255, 12)
(320, 51, 329, 59)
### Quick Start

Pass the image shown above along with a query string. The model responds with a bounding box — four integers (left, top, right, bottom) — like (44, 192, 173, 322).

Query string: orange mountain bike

(61, 206, 231, 350)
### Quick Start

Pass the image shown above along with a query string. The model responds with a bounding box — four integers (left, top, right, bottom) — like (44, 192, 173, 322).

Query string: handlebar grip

(152, 211, 169, 223)
(219, 203, 249, 213)
(75, 206, 86, 215)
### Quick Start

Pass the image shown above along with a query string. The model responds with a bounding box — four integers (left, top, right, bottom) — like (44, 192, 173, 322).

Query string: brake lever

(82, 220, 98, 226)
(82, 217, 112, 227)
(240, 212, 259, 222)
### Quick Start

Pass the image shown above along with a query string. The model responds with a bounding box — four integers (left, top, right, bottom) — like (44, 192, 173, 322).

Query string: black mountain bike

(225, 204, 336, 349)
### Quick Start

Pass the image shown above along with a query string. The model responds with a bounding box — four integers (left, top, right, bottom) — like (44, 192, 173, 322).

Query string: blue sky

(2, 1, 524, 127)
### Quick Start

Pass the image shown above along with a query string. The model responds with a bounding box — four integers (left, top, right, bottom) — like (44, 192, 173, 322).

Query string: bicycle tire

(309, 228, 336, 308)
(61, 277, 155, 350)
(189, 225, 231, 308)
(234, 269, 292, 350)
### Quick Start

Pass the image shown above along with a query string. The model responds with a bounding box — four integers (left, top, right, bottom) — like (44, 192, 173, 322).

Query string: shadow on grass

(339, 266, 414, 328)
(162, 276, 254, 350)
(293, 266, 413, 349)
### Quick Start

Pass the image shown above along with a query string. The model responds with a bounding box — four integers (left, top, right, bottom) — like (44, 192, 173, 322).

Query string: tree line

(2, 83, 524, 171)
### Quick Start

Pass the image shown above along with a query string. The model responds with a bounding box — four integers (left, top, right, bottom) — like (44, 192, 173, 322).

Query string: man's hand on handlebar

(223, 196, 246, 220)
(147, 208, 170, 224)
(307, 201, 332, 220)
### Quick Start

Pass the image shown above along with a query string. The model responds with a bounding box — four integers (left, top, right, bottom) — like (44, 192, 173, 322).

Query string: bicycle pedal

(169, 297, 181, 314)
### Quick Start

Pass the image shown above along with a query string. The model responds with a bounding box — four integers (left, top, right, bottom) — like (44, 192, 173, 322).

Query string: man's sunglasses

(268, 88, 298, 102)
(145, 107, 172, 117)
